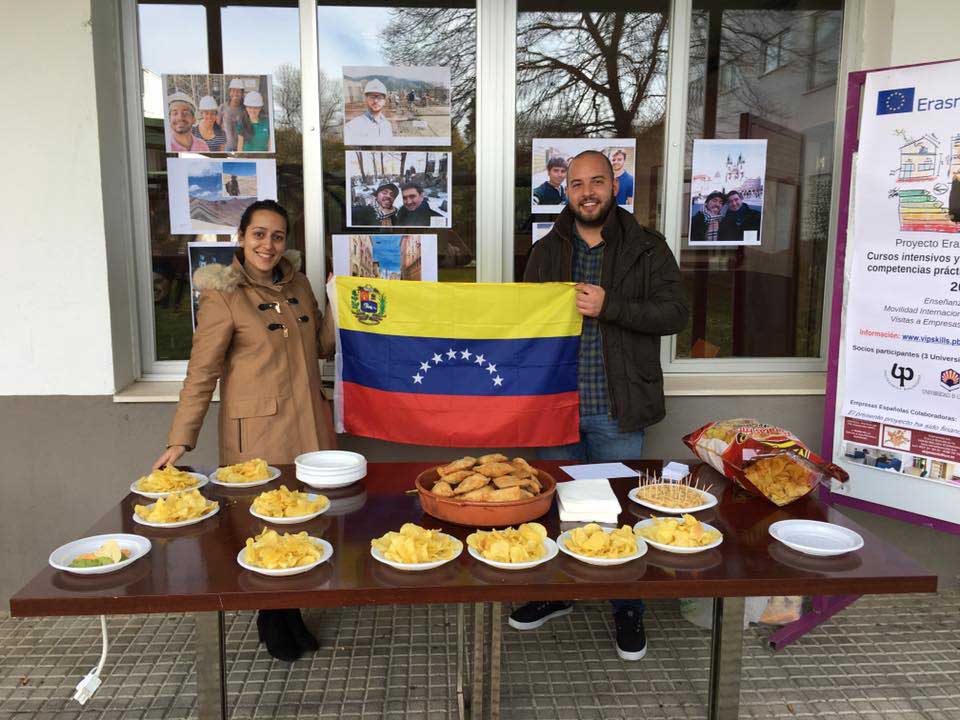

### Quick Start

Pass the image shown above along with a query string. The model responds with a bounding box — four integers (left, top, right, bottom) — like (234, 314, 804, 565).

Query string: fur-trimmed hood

(192, 249, 302, 292)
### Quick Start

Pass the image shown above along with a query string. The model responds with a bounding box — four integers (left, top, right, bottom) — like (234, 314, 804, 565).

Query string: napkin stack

(555, 478, 622, 524)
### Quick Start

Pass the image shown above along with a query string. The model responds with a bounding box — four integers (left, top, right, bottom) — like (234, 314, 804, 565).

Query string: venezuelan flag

(331, 277, 582, 447)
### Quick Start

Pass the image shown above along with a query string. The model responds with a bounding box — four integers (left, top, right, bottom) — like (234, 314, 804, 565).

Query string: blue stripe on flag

(339, 329, 579, 397)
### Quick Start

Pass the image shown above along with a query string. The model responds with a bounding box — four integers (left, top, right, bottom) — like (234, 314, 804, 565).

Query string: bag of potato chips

(683, 418, 848, 506)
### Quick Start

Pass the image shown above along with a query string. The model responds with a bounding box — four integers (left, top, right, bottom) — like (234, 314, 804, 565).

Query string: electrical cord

(72, 615, 108, 705)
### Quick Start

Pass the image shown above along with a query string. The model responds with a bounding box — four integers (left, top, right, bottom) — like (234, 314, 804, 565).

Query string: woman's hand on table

(153, 445, 186, 470)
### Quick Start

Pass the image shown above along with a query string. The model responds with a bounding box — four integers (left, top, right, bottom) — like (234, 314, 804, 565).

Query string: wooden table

(10, 461, 937, 720)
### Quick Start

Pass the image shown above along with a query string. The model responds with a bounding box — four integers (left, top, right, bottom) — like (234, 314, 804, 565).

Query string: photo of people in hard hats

(342, 66, 451, 146)
(531, 138, 637, 214)
(162, 74, 275, 153)
(345, 151, 452, 228)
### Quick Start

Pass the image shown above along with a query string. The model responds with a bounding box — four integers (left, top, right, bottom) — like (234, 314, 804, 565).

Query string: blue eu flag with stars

(876, 87, 915, 115)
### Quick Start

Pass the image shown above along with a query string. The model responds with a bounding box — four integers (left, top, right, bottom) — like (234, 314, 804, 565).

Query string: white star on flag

(413, 373, 423, 384)
(460, 349, 472, 360)
(474, 354, 486, 365)
(420, 361, 431, 372)
(432, 353, 443, 364)
(486, 363, 497, 374)
(446, 349, 458, 360)
(493, 375, 503, 387)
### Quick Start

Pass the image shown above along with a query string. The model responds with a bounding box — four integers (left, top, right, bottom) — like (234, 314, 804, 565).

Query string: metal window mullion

(660, 0, 692, 371)
(122, 0, 160, 378)
(476, 0, 517, 283)
(299, 0, 326, 301)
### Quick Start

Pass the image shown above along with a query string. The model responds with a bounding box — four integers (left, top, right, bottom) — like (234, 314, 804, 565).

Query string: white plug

(73, 615, 109, 705)
(72, 671, 102, 705)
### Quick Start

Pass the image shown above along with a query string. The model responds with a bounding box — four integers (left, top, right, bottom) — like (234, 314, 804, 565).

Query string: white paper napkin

(555, 478, 622, 523)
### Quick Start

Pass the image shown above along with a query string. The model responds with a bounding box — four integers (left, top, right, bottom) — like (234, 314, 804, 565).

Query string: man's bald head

(567, 150, 615, 182)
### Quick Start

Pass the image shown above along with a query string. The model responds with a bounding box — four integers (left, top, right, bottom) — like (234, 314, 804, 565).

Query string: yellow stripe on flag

(335, 277, 582, 339)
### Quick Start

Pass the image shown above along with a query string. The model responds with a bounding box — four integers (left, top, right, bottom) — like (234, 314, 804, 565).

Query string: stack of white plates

(295, 450, 367, 489)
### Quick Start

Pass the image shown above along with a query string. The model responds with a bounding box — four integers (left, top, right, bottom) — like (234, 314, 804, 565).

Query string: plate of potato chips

(249, 485, 329, 524)
(131, 466, 208, 498)
(557, 524, 648, 566)
(209, 458, 280, 488)
(133, 489, 219, 528)
(370, 523, 464, 571)
(634, 515, 723, 554)
(466, 523, 558, 570)
(238, 528, 333, 576)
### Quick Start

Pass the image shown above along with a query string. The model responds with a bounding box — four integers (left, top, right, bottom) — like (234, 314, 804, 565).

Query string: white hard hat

(198, 95, 218, 111)
(228, 78, 245, 90)
(167, 91, 196, 112)
(244, 90, 264, 108)
(363, 79, 387, 95)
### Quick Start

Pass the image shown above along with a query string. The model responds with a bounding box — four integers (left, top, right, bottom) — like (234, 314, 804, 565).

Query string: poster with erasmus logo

(838, 60, 960, 492)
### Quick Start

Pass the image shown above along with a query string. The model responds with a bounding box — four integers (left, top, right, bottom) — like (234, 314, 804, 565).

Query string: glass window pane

(513, 4, 671, 280)
(139, 3, 208, 362)
(316, 4, 477, 282)
(678, 3, 844, 359)
(138, 3, 302, 363)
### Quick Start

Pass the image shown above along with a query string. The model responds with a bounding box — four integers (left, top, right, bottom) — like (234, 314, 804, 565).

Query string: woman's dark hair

(705, 191, 726, 205)
(238, 106, 269, 143)
(238, 199, 289, 236)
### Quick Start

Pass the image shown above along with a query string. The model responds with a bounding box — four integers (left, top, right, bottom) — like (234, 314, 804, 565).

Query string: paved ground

(1, 591, 958, 719)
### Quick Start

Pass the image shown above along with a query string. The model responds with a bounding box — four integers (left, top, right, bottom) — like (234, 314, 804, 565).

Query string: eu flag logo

(877, 87, 915, 115)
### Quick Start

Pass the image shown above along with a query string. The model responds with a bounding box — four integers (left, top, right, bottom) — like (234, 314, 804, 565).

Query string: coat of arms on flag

(329, 277, 582, 447)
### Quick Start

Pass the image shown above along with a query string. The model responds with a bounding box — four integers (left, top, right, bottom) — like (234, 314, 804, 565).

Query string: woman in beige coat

(154, 200, 335, 662)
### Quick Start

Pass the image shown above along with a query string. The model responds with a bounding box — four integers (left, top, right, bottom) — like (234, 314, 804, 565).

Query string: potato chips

(134, 489, 217, 523)
(217, 458, 271, 483)
(252, 485, 328, 518)
(563, 524, 639, 558)
(466, 523, 547, 563)
(371, 523, 460, 564)
(136, 465, 199, 493)
(636, 514, 721, 548)
(243, 528, 324, 569)
(684, 418, 848, 506)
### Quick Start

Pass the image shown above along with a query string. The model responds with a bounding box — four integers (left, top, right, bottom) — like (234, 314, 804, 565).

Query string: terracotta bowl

(415, 467, 557, 528)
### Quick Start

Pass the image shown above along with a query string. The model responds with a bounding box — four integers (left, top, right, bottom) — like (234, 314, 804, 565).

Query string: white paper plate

(556, 528, 648, 566)
(249, 494, 329, 525)
(297, 465, 366, 489)
(295, 450, 366, 472)
(49, 533, 152, 575)
(129, 472, 208, 499)
(769, 520, 864, 557)
(132, 502, 220, 528)
(209, 465, 281, 488)
(467, 538, 558, 570)
(237, 537, 333, 576)
(633, 518, 723, 554)
(627, 486, 717, 515)
(370, 534, 463, 572)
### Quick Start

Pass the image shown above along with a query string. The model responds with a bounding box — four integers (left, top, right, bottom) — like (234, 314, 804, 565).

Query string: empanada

(474, 462, 516, 478)
(432, 480, 454, 497)
(487, 487, 534, 502)
(441, 470, 473, 485)
(438, 457, 476, 476)
(458, 486, 496, 501)
(512, 458, 539, 476)
(477, 453, 508, 464)
(453, 473, 490, 495)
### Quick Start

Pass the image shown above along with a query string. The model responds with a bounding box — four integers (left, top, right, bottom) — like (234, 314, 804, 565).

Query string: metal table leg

(195, 611, 227, 720)
(707, 597, 744, 720)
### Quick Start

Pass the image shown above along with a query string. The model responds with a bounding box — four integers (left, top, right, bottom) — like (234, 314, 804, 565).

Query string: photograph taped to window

(187, 241, 238, 329)
(332, 234, 438, 281)
(688, 139, 766, 247)
(345, 151, 452, 229)
(162, 74, 275, 153)
(342, 66, 451, 146)
(531, 138, 637, 214)
(167, 158, 278, 234)
(532, 222, 554, 244)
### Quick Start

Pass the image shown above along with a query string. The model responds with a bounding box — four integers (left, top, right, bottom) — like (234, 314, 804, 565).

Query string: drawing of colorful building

(898, 135, 940, 181)
(897, 189, 960, 233)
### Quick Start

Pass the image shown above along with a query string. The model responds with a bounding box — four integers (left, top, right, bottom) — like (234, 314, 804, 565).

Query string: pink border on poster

(820, 58, 960, 536)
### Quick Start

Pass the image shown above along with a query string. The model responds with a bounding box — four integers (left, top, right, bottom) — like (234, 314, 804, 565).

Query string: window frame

(762, 28, 791, 75)
(120, 0, 859, 385)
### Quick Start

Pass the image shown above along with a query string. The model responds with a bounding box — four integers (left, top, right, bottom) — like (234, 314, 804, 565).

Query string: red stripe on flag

(342, 382, 580, 447)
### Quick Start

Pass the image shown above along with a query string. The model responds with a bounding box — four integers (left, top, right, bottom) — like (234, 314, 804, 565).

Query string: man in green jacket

(512, 150, 689, 660)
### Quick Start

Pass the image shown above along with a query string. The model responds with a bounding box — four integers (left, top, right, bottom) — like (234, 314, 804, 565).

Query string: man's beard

(569, 193, 616, 227)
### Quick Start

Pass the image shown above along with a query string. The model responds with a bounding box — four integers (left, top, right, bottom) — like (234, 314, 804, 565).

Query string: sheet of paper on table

(560, 462, 636, 480)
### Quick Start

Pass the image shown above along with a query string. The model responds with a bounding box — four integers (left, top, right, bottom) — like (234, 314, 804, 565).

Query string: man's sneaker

(614, 607, 647, 660)
(508, 601, 573, 630)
